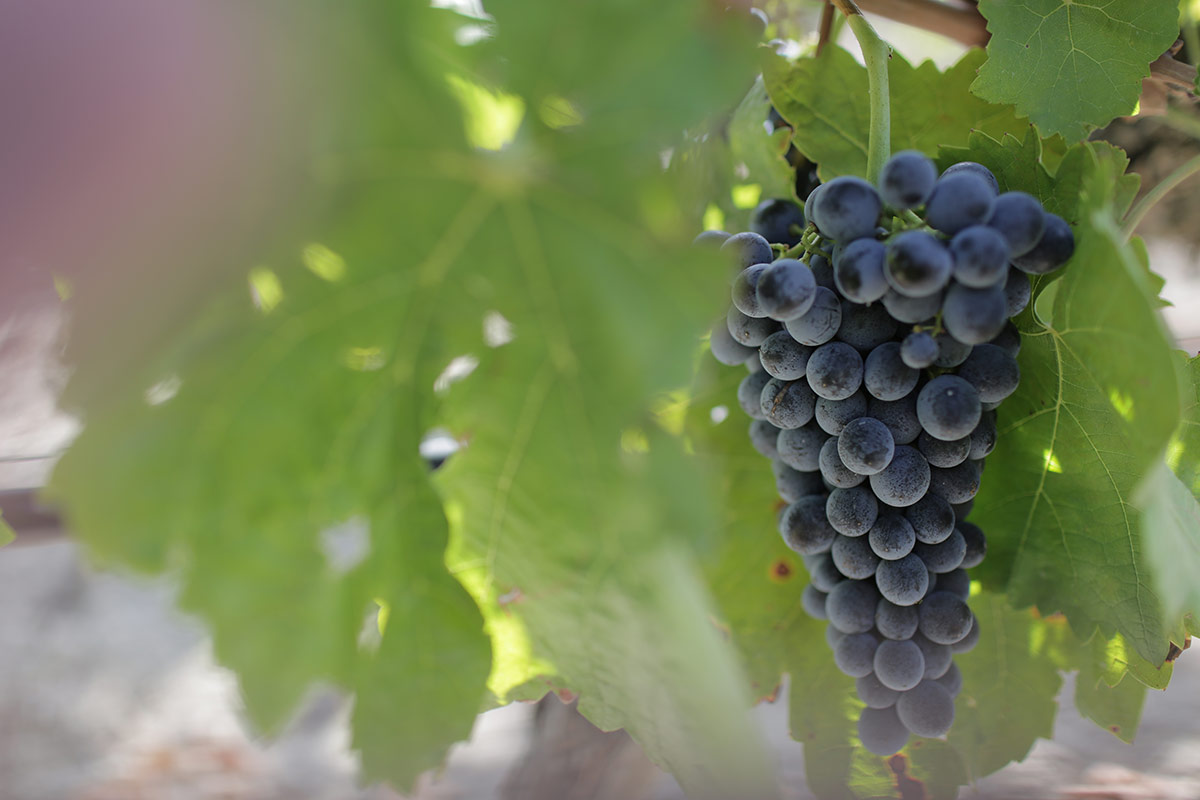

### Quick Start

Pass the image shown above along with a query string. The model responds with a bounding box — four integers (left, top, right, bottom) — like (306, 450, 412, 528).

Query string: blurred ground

(3, 200, 1200, 800)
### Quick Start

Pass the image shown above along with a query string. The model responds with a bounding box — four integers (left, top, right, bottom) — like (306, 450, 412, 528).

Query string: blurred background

(3, 1, 1200, 799)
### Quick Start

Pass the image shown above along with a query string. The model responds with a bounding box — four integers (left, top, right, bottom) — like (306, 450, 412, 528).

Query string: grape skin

(749, 419, 781, 458)
(987, 191, 1045, 257)
(832, 533, 882, 579)
(815, 391, 868, 435)
(882, 288, 942, 325)
(750, 198, 806, 247)
(885, 231, 953, 298)
(808, 552, 845, 593)
(807, 342, 864, 401)
(918, 591, 974, 645)
(868, 513, 916, 561)
(957, 344, 1020, 404)
(875, 553, 929, 606)
(943, 282, 1008, 345)
(710, 321, 756, 365)
(835, 632, 880, 677)
(878, 150, 937, 209)
(864, 342, 918, 401)
(820, 436, 867, 489)
(732, 264, 770, 318)
(838, 416, 896, 476)
(932, 331, 972, 368)
(968, 411, 997, 460)
(959, 522, 987, 568)
(773, 458, 826, 502)
(693, 229, 731, 249)
(936, 662, 963, 696)
(915, 527, 966, 573)
(727, 306, 778, 346)
(827, 486, 879, 537)
(869, 445, 930, 508)
(949, 225, 1011, 288)
(917, 375, 982, 441)
(761, 377, 818, 429)
(757, 258, 818, 321)
(912, 633, 952, 680)
(802, 584, 829, 619)
(737, 370, 772, 419)
(808, 252, 837, 290)
(721, 231, 774, 270)
(858, 706, 910, 756)
(826, 579, 880, 634)
(777, 423, 830, 472)
(876, 598, 919, 640)
(1013, 212, 1075, 274)
(896, 680, 956, 738)
(925, 172, 996, 235)
(938, 569, 971, 601)
(905, 494, 956, 545)
(874, 639, 925, 691)
(857, 672, 901, 709)
(837, 301, 900, 350)
(941, 161, 998, 194)
(917, 429, 970, 468)
(780, 495, 836, 555)
(900, 331, 938, 369)
(950, 615, 980, 654)
(868, 393, 922, 446)
(834, 238, 889, 303)
(813, 176, 883, 242)
(785, 286, 842, 345)
(928, 460, 982, 504)
(1004, 266, 1031, 317)
(759, 330, 813, 380)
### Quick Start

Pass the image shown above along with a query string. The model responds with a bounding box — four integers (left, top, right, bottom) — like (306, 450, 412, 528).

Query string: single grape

(826, 579, 880, 634)
(832, 533, 882, 579)
(864, 342, 919, 401)
(785, 286, 842, 345)
(710, 321, 756, 366)
(885, 231, 953, 298)
(820, 436, 867, 489)
(808, 553, 844, 593)
(1013, 212, 1075, 274)
(918, 591, 973, 644)
(876, 598, 920, 640)
(958, 344, 1020, 404)
(915, 527, 966, 574)
(727, 306, 777, 347)
(835, 632, 880, 677)
(826, 623, 847, 650)
(882, 288, 943, 325)
(837, 300, 900, 350)
(758, 330, 813, 380)
(737, 369, 772, 419)
(917, 430, 970, 469)
(751, 198, 806, 247)
(917, 375, 981, 441)
(808, 252, 837, 290)
(838, 417, 896, 476)
(987, 191, 1045, 257)
(932, 331, 972, 368)
(900, 331, 938, 369)
(815, 390, 868, 435)
(949, 225, 1011, 288)
(959, 522, 987, 568)
(876, 553, 930, 606)
(905, 494, 956, 545)
(943, 282, 1008, 345)
(721, 231, 774, 270)
(857, 672, 901, 709)
(925, 172, 996, 235)
(878, 150, 937, 209)
(805, 183, 828, 235)
(968, 411, 997, 460)
(813, 176, 882, 242)
(780, 495, 836, 555)
(928, 460, 982, 504)
(869, 513, 917, 560)
(749, 419, 781, 458)
(777, 423, 829, 472)
(693, 230, 731, 248)
(732, 264, 770, 317)
(950, 615, 980, 654)
(938, 569, 970, 601)
(1004, 266, 1031, 316)
(802, 583, 829, 619)
(757, 258, 818, 321)
(896, 680, 955, 738)
(936, 662, 963, 696)
(941, 161, 998, 193)
(912, 632, 952, 679)
(869, 445, 931, 508)
(990, 321, 1021, 359)
(868, 393, 922, 446)
(761, 377, 817, 429)
(858, 706, 910, 756)
(874, 639, 925, 691)
(834, 238, 889, 303)
(773, 459, 826, 503)
(807, 342, 864, 401)
(827, 486, 879, 537)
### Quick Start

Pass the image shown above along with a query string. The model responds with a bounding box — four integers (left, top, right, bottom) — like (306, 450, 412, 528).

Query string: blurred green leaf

(972, 0, 1179, 141)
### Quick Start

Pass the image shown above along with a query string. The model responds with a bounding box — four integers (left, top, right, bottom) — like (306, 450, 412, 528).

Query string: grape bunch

(703, 152, 1074, 755)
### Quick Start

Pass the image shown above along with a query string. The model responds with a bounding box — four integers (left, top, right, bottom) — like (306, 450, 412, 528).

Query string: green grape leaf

(972, 0, 1180, 141)
(729, 76, 796, 201)
(48, 0, 779, 794)
(764, 47, 1026, 180)
(950, 137, 1184, 666)
(1138, 461, 1200, 624)
(1171, 355, 1200, 494)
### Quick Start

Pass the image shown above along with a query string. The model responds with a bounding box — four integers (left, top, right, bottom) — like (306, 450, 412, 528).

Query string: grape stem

(831, 0, 892, 185)
(1122, 152, 1200, 239)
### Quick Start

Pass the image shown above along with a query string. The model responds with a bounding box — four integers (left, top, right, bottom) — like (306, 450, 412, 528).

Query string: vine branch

(831, 0, 892, 184)
(1122, 152, 1200, 238)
